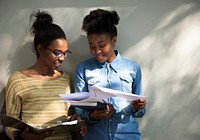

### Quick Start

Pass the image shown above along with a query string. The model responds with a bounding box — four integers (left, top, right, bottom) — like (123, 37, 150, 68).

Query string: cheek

(44, 56, 55, 65)
(90, 48, 95, 55)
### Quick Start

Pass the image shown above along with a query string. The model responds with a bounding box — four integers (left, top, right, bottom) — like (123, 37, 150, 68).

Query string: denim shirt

(75, 50, 146, 140)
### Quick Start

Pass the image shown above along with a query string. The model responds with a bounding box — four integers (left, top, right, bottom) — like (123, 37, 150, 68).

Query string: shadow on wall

(0, 81, 5, 133)
(59, 34, 90, 90)
(6, 39, 36, 75)
(119, 2, 200, 140)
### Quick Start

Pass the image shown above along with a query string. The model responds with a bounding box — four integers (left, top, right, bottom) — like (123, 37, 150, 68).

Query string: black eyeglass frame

(45, 47, 72, 58)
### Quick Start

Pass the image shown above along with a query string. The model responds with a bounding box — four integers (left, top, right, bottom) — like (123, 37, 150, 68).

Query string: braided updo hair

(82, 9, 120, 39)
(30, 10, 66, 58)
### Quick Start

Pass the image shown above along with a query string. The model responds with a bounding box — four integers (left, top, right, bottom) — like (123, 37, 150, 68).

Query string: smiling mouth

(96, 54, 104, 59)
(96, 55, 106, 63)
(55, 61, 61, 67)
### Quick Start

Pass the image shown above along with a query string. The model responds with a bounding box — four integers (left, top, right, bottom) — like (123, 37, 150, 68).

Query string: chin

(98, 59, 106, 64)
(94, 54, 107, 63)
(52, 65, 59, 70)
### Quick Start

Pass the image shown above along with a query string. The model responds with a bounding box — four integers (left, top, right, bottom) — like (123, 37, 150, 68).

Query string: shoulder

(79, 57, 97, 65)
(62, 72, 71, 80)
(121, 57, 141, 70)
(77, 57, 98, 69)
(58, 72, 71, 84)
(6, 71, 24, 92)
(115, 50, 141, 69)
(7, 71, 23, 82)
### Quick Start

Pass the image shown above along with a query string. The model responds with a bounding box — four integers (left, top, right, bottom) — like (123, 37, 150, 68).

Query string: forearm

(76, 108, 98, 123)
(5, 84, 22, 139)
(5, 127, 19, 140)
(132, 107, 146, 118)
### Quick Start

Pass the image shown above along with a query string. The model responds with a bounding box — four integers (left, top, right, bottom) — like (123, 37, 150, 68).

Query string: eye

(99, 43, 105, 48)
(89, 44, 95, 49)
(53, 51, 62, 56)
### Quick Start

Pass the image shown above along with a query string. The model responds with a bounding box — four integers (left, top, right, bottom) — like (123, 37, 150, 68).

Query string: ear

(37, 44, 44, 54)
(112, 36, 117, 45)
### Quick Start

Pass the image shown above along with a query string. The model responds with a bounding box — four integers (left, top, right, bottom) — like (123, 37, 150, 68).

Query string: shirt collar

(98, 50, 122, 72)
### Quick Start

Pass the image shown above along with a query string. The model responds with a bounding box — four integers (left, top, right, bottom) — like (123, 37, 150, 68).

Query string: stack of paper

(59, 86, 147, 110)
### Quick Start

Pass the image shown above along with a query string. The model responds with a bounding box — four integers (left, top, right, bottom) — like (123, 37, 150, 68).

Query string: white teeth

(97, 55, 103, 58)
(55, 61, 61, 65)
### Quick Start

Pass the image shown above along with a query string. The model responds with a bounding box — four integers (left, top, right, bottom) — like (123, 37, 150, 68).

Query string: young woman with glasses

(5, 11, 86, 140)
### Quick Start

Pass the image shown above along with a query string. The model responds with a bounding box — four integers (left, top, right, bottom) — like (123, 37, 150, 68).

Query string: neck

(32, 64, 56, 76)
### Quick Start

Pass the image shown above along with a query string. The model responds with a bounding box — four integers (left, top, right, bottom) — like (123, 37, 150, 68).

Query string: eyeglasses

(45, 47, 72, 58)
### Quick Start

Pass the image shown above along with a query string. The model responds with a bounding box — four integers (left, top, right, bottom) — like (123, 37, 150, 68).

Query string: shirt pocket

(87, 77, 101, 89)
(119, 74, 133, 93)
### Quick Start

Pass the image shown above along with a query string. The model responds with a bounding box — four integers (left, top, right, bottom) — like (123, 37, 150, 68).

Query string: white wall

(0, 0, 200, 139)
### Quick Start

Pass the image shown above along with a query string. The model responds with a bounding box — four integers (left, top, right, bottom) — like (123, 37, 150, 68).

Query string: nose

(94, 47, 101, 54)
(58, 54, 66, 61)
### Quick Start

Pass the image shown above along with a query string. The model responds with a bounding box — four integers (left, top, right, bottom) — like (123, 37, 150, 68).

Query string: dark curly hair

(30, 10, 66, 58)
(82, 9, 120, 39)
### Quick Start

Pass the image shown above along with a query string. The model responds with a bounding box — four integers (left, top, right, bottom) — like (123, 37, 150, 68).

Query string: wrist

(131, 106, 140, 113)
(88, 111, 96, 121)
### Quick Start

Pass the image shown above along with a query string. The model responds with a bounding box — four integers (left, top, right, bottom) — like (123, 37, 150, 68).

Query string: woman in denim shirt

(75, 9, 147, 140)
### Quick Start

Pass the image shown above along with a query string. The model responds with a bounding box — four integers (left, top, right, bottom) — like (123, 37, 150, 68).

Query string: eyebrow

(89, 40, 105, 45)
(53, 49, 69, 52)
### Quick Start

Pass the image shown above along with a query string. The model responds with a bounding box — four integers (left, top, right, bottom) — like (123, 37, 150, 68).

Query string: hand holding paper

(132, 99, 147, 111)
